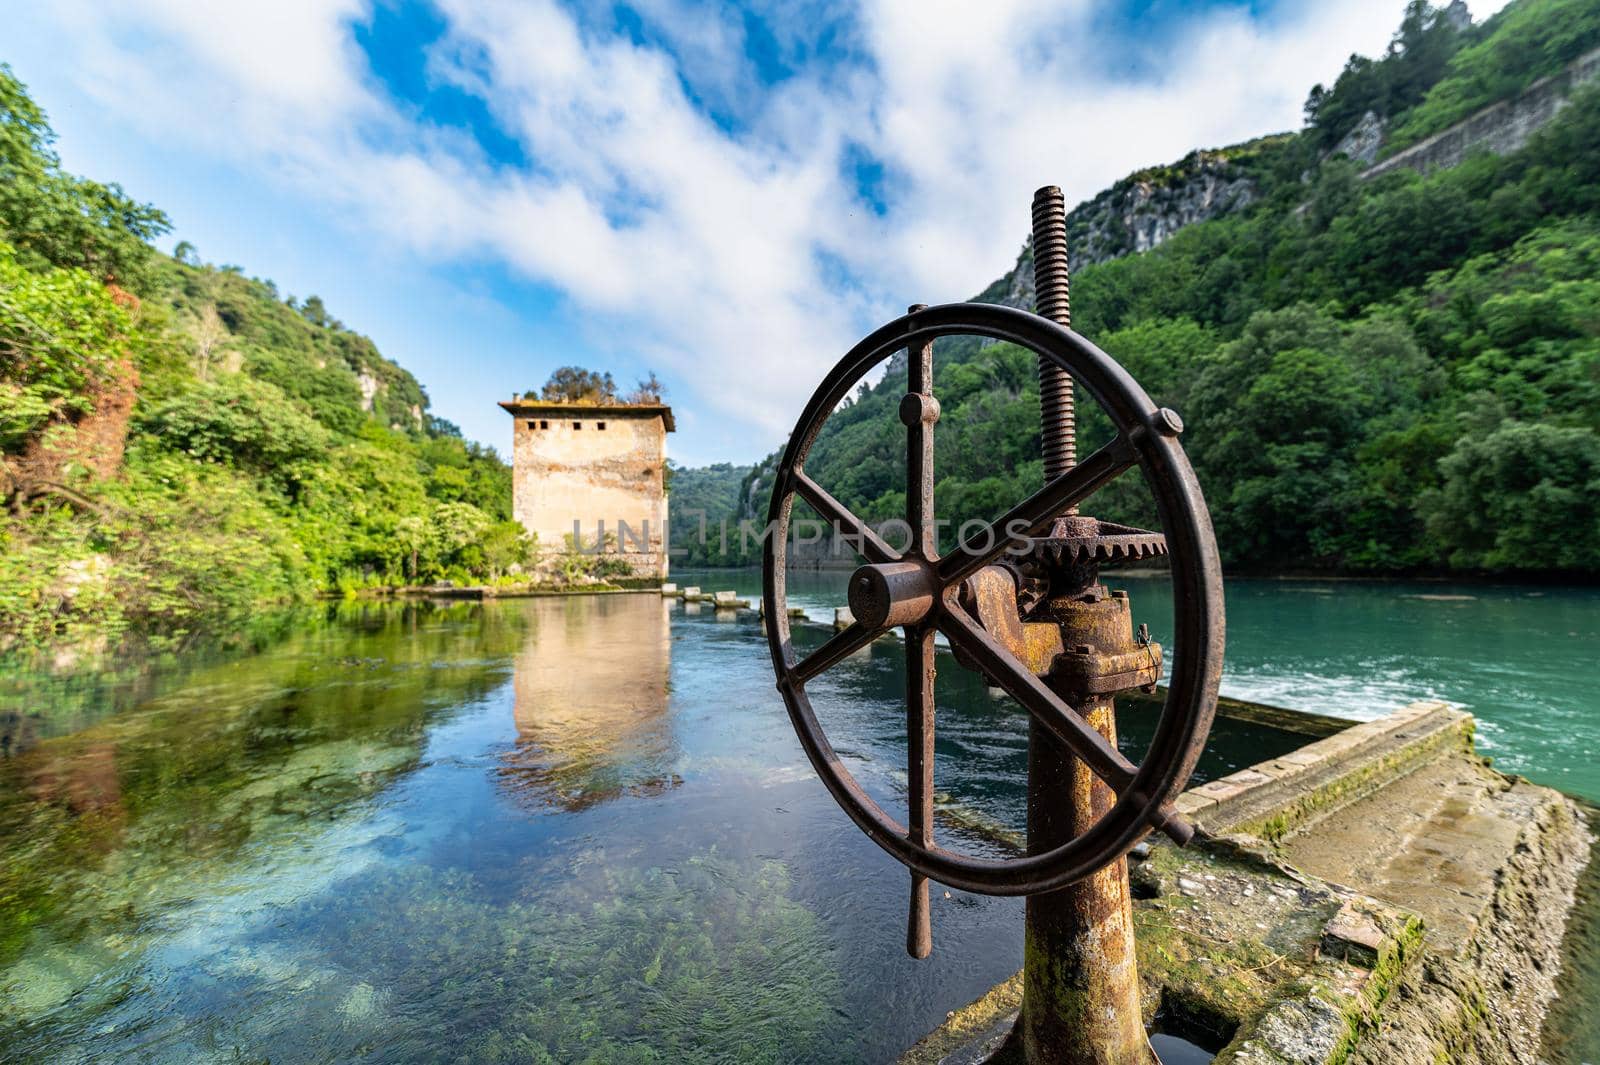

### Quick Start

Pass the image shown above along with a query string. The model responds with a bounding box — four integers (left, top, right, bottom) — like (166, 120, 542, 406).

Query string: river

(0, 571, 1594, 1062)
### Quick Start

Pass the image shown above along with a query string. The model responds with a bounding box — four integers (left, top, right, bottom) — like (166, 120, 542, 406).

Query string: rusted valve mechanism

(762, 187, 1224, 1064)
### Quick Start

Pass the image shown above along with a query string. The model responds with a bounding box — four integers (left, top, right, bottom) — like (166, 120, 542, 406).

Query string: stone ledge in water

(1177, 700, 1469, 840)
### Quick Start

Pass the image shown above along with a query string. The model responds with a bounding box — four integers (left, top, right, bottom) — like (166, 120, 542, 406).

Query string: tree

(628, 370, 666, 404)
(536, 366, 617, 404)
(0, 241, 136, 454)
(1186, 306, 1437, 568)
(429, 501, 491, 559)
(299, 294, 339, 329)
(1301, 2, 1467, 151)
(1422, 418, 1600, 571)
(191, 303, 228, 381)
(0, 65, 169, 289)
(136, 376, 331, 496)
(480, 521, 531, 579)
(394, 515, 428, 581)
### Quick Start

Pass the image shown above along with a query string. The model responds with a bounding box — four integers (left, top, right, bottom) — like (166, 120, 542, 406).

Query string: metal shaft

(1018, 188, 1154, 1064)
(905, 304, 936, 960)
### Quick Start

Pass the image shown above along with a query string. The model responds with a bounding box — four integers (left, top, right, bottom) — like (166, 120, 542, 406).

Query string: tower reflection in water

(500, 593, 679, 812)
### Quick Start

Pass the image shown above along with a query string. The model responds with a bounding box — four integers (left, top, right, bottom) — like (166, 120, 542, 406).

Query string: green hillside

(1384, 0, 1600, 152)
(0, 65, 524, 657)
(684, 0, 1600, 577)
(667, 461, 755, 564)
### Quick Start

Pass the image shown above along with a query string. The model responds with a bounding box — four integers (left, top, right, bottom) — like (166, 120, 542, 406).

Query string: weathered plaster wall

(509, 409, 670, 577)
(1364, 45, 1600, 180)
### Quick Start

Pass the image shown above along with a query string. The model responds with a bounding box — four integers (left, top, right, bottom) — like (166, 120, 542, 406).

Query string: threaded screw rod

(1031, 186, 1076, 506)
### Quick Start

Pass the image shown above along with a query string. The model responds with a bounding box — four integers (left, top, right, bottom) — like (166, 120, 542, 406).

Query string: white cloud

(17, 0, 1483, 456)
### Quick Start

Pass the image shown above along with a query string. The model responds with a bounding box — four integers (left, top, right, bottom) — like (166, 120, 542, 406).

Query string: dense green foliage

(0, 243, 143, 451)
(530, 366, 667, 405)
(667, 461, 754, 564)
(0, 66, 526, 657)
(0, 65, 169, 290)
(535, 365, 619, 403)
(1304, 0, 1470, 152)
(1386, 0, 1600, 151)
(688, 0, 1600, 577)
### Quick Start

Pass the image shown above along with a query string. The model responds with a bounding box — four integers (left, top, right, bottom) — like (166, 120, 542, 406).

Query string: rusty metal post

(1018, 187, 1156, 1065)
(905, 304, 937, 960)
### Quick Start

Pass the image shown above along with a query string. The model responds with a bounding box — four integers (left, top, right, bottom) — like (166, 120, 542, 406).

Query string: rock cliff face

(1331, 110, 1388, 167)
(1363, 44, 1600, 179)
(979, 147, 1266, 310)
(976, 41, 1600, 315)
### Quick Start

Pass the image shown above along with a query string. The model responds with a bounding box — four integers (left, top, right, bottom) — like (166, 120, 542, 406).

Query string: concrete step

(1175, 700, 1473, 841)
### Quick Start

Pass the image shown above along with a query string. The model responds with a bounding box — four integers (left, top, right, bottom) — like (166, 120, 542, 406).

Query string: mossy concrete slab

(900, 836, 1419, 1065)
(900, 700, 1594, 1064)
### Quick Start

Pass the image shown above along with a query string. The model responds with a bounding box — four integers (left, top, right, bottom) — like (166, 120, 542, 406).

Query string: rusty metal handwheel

(762, 302, 1224, 897)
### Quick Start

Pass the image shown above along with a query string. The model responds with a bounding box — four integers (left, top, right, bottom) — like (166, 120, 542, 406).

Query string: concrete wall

(508, 407, 670, 577)
(1364, 45, 1600, 180)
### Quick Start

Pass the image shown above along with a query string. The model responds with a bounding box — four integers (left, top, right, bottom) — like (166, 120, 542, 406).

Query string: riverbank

(333, 577, 664, 600)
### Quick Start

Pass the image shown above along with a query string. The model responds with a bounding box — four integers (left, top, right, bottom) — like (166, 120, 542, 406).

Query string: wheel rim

(762, 302, 1224, 896)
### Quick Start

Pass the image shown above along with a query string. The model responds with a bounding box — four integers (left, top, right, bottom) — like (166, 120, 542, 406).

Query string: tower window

(573, 421, 582, 430)
(540, 420, 549, 429)
(526, 420, 536, 429)
(597, 421, 607, 430)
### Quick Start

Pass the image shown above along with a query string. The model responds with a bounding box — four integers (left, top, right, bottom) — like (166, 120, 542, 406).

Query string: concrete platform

(899, 701, 1594, 1065)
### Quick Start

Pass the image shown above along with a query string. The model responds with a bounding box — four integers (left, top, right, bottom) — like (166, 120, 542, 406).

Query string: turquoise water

(751, 570, 1600, 803)
(0, 571, 1595, 1062)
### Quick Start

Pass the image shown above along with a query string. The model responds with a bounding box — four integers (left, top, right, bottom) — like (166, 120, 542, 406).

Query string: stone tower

(499, 398, 675, 579)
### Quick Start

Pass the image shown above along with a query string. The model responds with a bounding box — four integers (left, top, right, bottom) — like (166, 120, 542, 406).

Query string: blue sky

(6, 0, 1506, 466)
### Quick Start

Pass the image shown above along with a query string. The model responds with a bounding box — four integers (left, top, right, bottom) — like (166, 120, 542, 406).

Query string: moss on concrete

(903, 705, 1593, 1065)
(897, 973, 1021, 1065)
(903, 837, 1401, 1064)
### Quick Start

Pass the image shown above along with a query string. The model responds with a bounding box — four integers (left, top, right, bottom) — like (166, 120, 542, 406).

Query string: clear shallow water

(0, 589, 1303, 1064)
(0, 571, 1594, 1063)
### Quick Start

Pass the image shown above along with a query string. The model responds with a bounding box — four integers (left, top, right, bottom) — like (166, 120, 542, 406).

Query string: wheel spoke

(940, 604, 1131, 785)
(790, 621, 878, 684)
(795, 472, 898, 565)
(905, 621, 935, 959)
(938, 603, 1193, 845)
(935, 436, 1137, 588)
